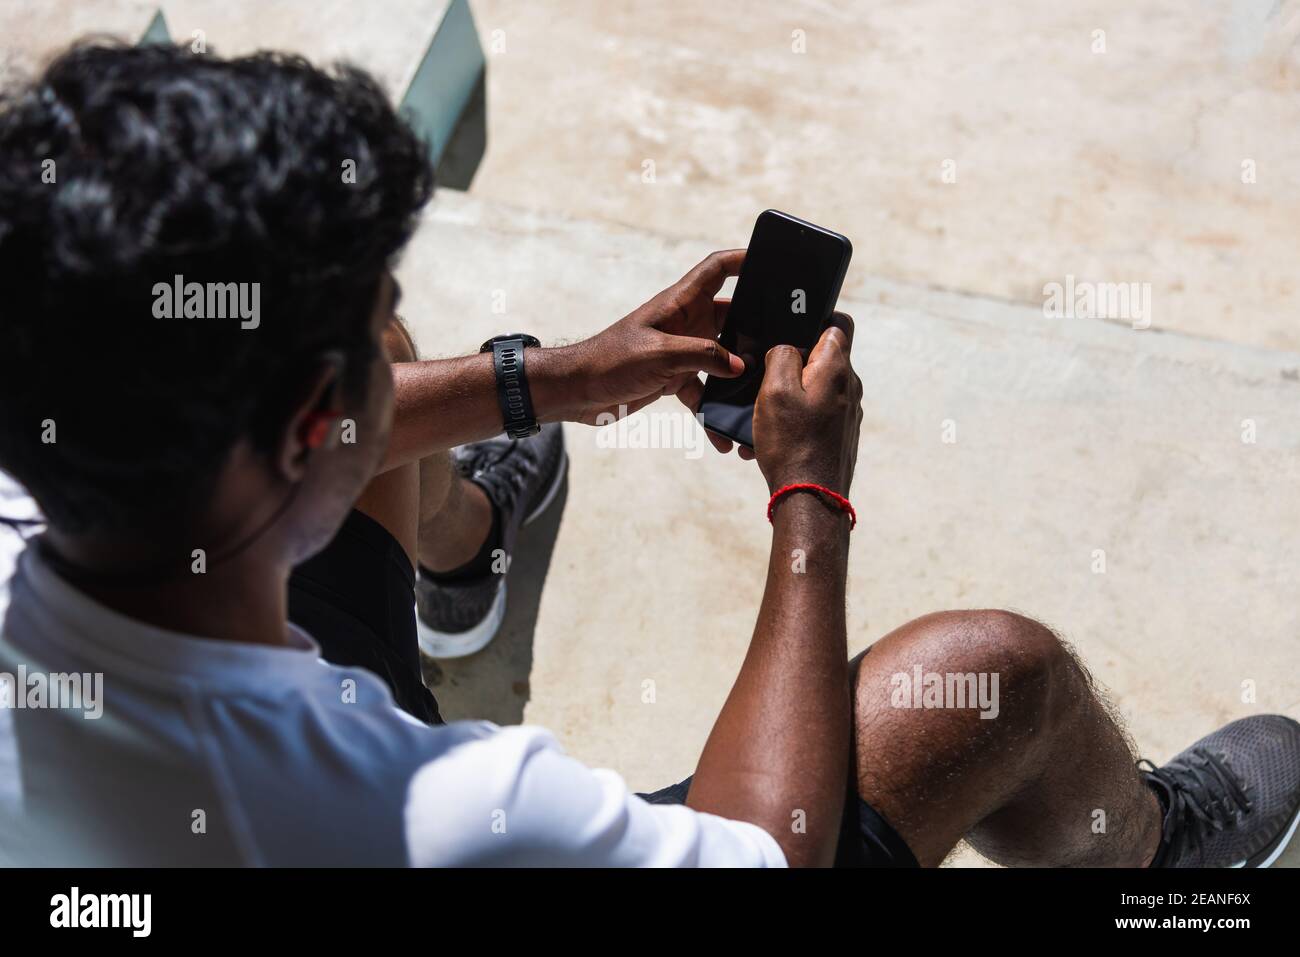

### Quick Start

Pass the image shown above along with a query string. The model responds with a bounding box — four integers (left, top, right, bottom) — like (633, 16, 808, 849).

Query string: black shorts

(288, 509, 442, 725)
(638, 778, 918, 868)
(291, 508, 918, 868)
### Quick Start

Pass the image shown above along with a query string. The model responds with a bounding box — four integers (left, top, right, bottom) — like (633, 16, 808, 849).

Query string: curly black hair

(0, 41, 434, 533)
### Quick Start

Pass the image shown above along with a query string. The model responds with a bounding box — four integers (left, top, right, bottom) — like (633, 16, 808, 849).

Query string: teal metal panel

(138, 9, 171, 45)
(398, 0, 486, 166)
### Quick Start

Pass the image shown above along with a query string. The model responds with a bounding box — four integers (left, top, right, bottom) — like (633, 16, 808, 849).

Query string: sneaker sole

(1237, 800, 1300, 868)
(416, 578, 507, 660)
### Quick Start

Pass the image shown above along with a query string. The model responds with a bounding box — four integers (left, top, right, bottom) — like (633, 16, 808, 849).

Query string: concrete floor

(403, 191, 1300, 866)
(2, 1, 1298, 866)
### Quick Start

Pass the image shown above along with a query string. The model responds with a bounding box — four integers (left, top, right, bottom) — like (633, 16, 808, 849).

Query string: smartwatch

(480, 334, 542, 438)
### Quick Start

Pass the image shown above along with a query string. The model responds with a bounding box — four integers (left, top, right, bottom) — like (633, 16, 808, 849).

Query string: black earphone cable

(28, 481, 303, 589)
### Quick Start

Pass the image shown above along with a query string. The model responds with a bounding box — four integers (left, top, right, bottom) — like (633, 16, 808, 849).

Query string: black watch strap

(480, 334, 542, 438)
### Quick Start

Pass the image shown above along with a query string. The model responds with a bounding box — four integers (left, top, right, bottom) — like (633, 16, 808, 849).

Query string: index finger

(685, 249, 745, 298)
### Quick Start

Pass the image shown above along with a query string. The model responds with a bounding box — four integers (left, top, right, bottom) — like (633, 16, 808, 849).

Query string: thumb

(762, 344, 805, 394)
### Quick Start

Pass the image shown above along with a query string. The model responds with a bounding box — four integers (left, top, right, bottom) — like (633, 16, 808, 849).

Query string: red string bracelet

(767, 483, 857, 529)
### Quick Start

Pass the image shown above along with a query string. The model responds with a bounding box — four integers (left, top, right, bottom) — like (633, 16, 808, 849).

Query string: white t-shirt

(0, 503, 783, 867)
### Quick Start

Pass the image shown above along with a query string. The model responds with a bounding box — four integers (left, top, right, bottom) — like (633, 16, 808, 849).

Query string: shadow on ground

(419, 469, 568, 724)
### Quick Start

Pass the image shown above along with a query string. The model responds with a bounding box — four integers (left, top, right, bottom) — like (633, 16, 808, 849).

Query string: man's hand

(752, 314, 862, 495)
(538, 250, 747, 432)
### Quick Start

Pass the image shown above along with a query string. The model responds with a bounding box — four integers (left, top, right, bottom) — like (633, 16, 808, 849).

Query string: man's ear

(276, 351, 346, 482)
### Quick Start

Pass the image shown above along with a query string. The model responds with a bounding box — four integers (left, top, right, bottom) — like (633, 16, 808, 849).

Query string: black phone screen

(698, 210, 851, 448)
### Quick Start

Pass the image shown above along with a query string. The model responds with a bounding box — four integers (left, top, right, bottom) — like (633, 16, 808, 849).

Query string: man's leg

(356, 319, 495, 574)
(850, 610, 1163, 867)
(361, 318, 566, 663)
(416, 452, 494, 574)
(350, 320, 420, 562)
(290, 318, 492, 723)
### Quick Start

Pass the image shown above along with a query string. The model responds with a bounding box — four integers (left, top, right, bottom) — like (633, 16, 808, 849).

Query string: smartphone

(698, 210, 852, 449)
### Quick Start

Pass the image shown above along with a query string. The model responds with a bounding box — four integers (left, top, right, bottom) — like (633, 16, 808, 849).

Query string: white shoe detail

(415, 579, 507, 660)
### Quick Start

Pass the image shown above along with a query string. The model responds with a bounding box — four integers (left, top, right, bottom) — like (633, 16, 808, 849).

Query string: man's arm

(381, 347, 580, 468)
(382, 253, 864, 866)
(377, 250, 748, 472)
(684, 318, 863, 867)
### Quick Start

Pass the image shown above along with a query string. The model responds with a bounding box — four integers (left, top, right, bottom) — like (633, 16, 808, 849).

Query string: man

(0, 42, 1296, 867)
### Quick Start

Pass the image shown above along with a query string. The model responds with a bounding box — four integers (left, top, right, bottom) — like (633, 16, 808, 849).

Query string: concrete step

(0, 1, 157, 82)
(1, 1, 485, 178)
(148, 0, 457, 102)
(160, 0, 483, 175)
(399, 192, 1299, 868)
(466, 0, 1300, 353)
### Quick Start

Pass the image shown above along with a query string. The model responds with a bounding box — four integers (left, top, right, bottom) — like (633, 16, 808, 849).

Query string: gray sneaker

(415, 425, 567, 659)
(1141, 714, 1300, 867)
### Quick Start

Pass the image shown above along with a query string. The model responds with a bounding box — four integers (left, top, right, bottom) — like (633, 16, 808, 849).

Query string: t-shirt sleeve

(403, 724, 786, 867)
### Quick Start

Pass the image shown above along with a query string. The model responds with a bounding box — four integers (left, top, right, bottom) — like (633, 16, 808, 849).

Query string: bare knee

(384, 319, 418, 364)
(851, 611, 1104, 866)
(855, 609, 1076, 742)
(930, 609, 1071, 710)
